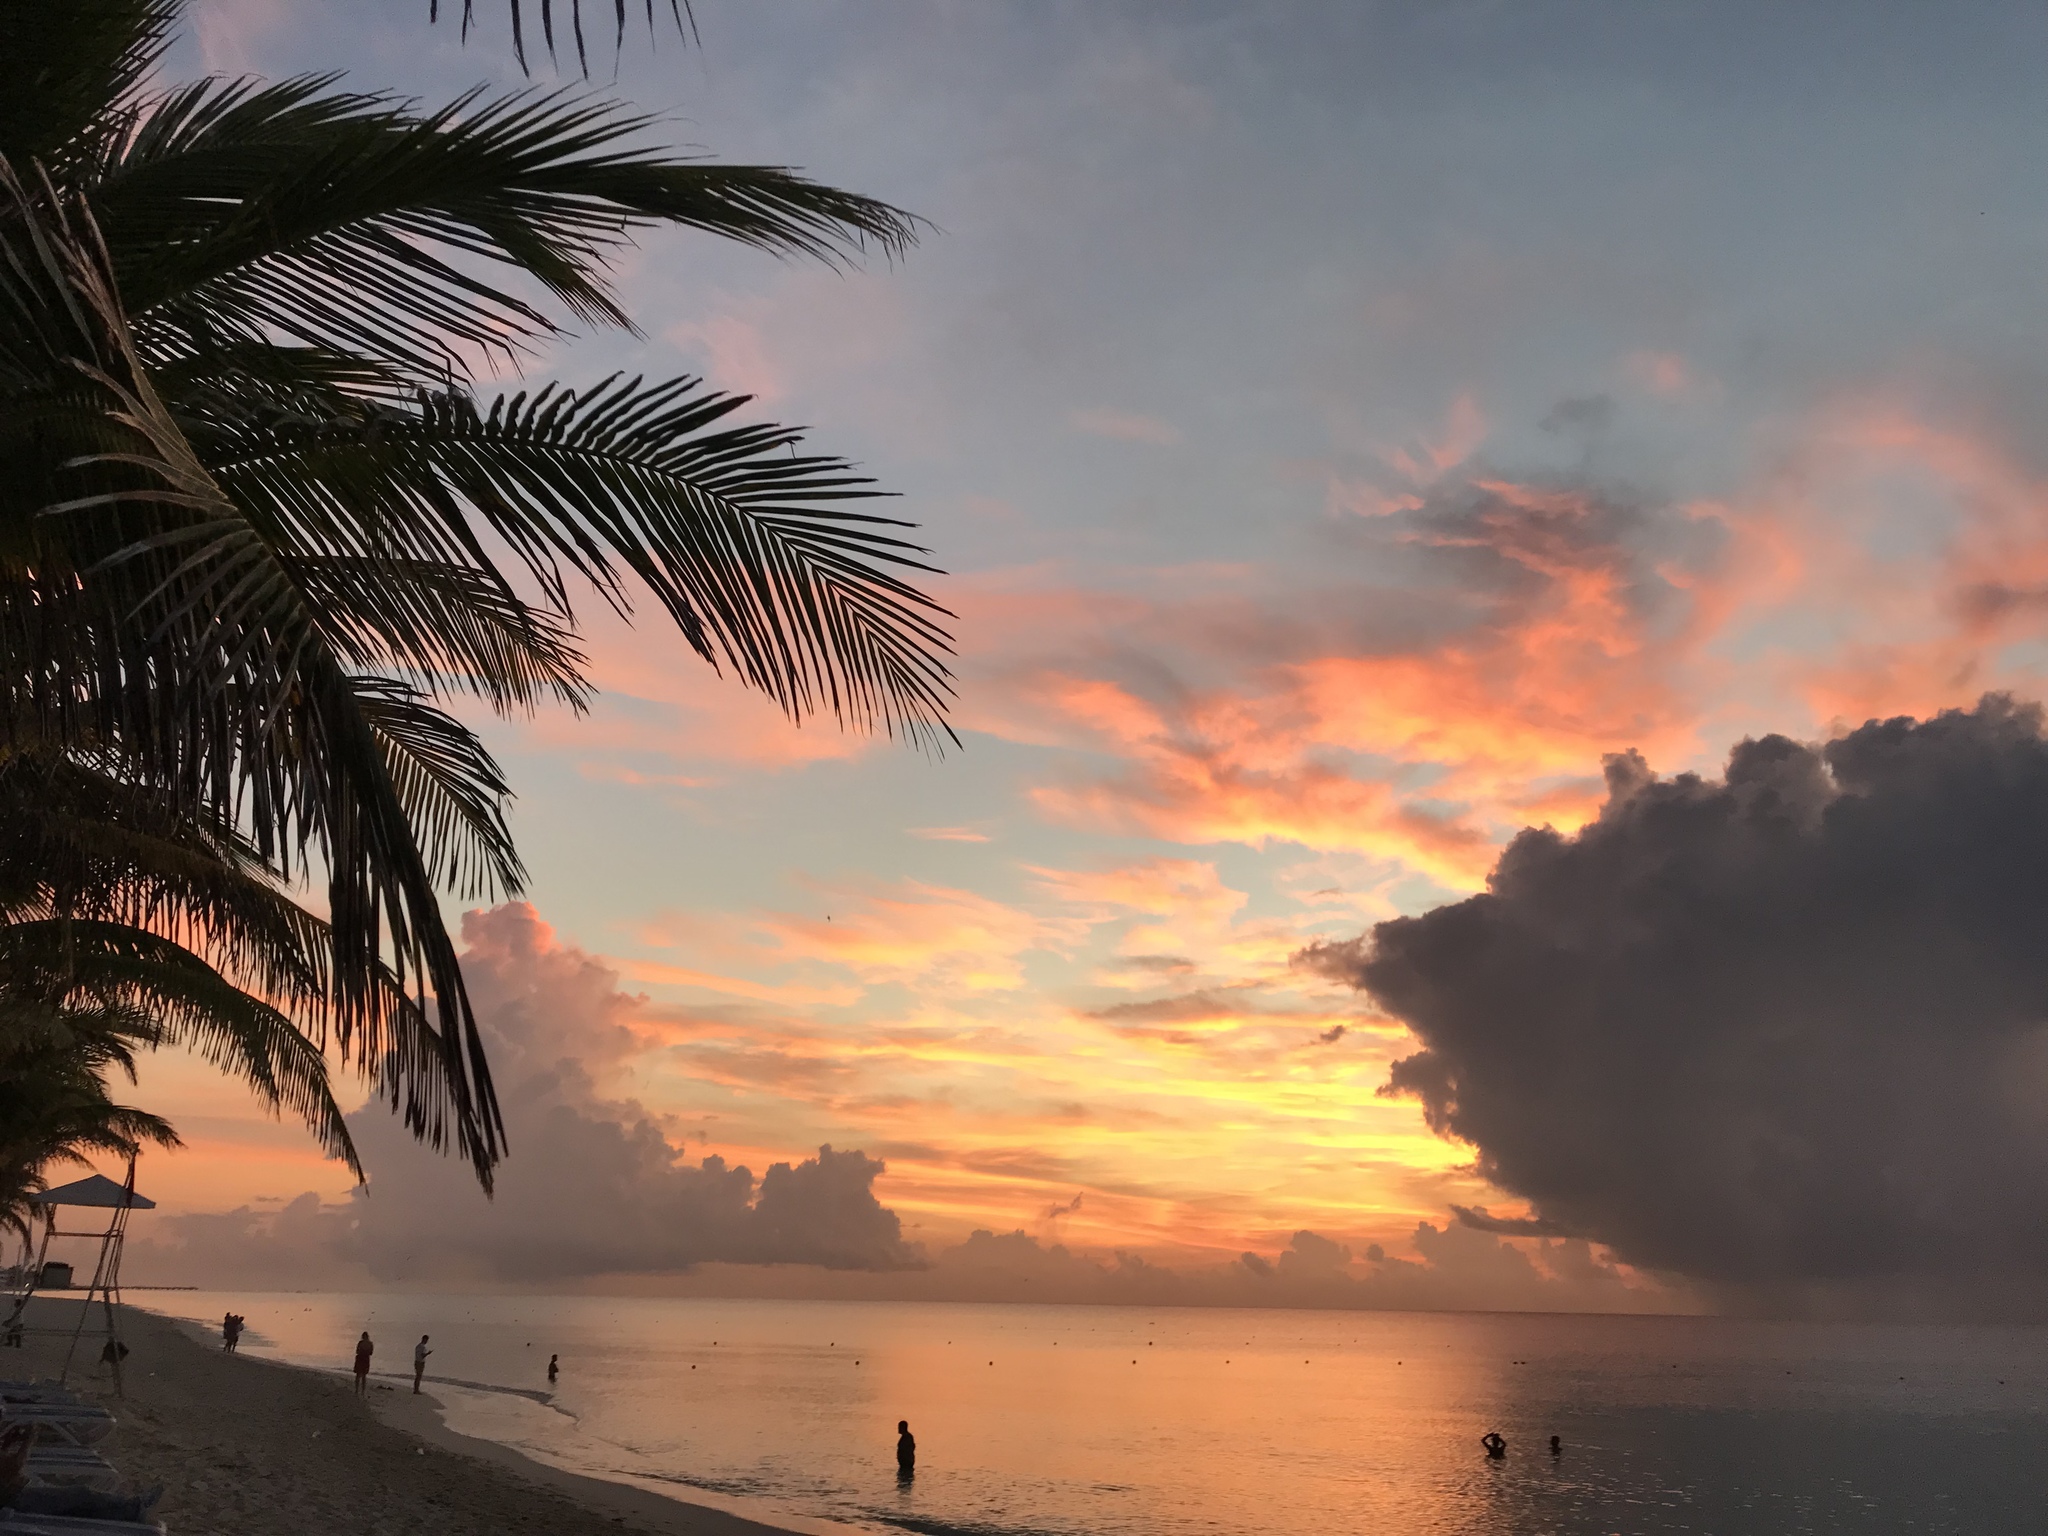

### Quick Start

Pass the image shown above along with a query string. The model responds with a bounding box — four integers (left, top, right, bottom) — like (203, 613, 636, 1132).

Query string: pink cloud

(663, 310, 786, 403)
(1624, 350, 1698, 396)
(1381, 393, 1487, 483)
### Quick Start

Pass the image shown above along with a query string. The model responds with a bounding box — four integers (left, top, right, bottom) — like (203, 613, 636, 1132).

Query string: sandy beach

(7, 1299, 798, 1536)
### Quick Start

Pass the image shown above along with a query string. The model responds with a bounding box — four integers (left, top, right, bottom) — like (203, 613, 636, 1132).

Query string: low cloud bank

(1305, 696, 2048, 1320)
(130, 1203, 1680, 1311)
(131, 905, 913, 1286)
(900, 1224, 1675, 1312)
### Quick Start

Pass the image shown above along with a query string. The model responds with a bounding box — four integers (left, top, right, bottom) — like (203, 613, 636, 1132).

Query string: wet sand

(8, 1299, 796, 1536)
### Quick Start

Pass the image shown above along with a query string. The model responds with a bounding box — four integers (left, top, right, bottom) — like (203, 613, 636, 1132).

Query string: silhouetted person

(225, 1314, 243, 1353)
(548, 1353, 559, 1385)
(1481, 1431, 1507, 1459)
(353, 1331, 374, 1397)
(413, 1335, 431, 1394)
(1550, 1435, 1562, 1456)
(896, 1420, 916, 1478)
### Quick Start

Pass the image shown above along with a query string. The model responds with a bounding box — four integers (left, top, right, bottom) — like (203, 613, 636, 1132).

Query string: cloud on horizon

(130, 1205, 1677, 1314)
(128, 907, 915, 1285)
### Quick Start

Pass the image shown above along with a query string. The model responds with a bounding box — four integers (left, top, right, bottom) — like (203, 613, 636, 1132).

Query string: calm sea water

(137, 1292, 2047, 1535)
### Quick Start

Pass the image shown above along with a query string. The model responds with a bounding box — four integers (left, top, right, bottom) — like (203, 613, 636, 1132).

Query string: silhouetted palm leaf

(0, 0, 177, 170)
(96, 77, 918, 377)
(432, 0, 696, 77)
(0, 921, 359, 1177)
(204, 375, 955, 744)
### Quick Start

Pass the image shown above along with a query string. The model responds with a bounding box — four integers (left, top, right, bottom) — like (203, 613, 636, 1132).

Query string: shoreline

(370, 1371, 813, 1536)
(24, 1301, 814, 1536)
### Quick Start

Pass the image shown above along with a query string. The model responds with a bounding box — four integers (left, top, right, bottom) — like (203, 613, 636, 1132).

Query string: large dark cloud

(1303, 695, 2048, 1318)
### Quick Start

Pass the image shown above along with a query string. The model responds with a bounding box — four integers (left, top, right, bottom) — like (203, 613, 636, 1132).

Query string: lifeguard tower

(6, 1162, 153, 1392)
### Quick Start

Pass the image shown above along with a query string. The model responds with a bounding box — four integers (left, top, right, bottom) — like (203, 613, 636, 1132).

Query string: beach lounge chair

(20, 1447, 116, 1493)
(0, 1411, 113, 1449)
(0, 1516, 164, 1536)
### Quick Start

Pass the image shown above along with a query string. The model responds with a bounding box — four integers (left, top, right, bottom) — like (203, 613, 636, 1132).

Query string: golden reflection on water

(147, 1293, 2048, 1535)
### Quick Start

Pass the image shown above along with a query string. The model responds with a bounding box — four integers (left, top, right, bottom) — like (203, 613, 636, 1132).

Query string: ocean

(138, 1292, 2047, 1535)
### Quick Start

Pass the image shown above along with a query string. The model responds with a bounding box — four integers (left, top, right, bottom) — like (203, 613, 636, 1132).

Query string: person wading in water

(896, 1420, 916, 1479)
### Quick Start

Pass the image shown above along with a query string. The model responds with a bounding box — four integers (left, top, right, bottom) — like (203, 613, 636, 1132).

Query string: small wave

(633, 1467, 785, 1500)
(868, 1514, 1080, 1536)
(415, 1372, 554, 1405)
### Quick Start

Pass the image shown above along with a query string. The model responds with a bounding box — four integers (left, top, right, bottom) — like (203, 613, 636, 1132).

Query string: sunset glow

(114, 2, 2048, 1309)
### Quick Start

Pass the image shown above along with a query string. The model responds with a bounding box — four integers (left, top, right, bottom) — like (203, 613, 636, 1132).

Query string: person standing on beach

(896, 1420, 916, 1478)
(221, 1313, 233, 1351)
(353, 1331, 374, 1397)
(413, 1335, 431, 1394)
(547, 1353, 558, 1385)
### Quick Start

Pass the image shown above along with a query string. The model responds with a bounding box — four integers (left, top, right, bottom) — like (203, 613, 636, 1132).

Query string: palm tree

(1, 2, 954, 1185)
(0, 749, 390, 1178)
(0, 1004, 182, 1247)
(0, 749, 364, 1229)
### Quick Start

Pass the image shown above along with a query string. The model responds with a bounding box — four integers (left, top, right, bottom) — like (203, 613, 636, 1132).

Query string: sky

(113, 1, 2048, 1313)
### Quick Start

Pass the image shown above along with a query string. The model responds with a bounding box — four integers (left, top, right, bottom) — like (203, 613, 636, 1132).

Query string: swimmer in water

(1481, 1432, 1507, 1459)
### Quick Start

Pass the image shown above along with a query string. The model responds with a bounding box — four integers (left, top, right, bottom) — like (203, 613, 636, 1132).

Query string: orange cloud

(618, 959, 864, 1010)
(751, 879, 1085, 993)
(909, 826, 994, 842)
(1004, 483, 1704, 878)
(1033, 857, 1246, 925)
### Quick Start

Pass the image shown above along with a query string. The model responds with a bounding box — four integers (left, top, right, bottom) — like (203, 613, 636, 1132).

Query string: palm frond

(203, 374, 957, 745)
(0, 919, 361, 1178)
(0, 0, 179, 169)
(90, 78, 918, 378)
(352, 678, 525, 901)
(288, 556, 592, 716)
(431, 0, 696, 77)
(0, 752, 329, 1011)
(0, 991, 182, 1242)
